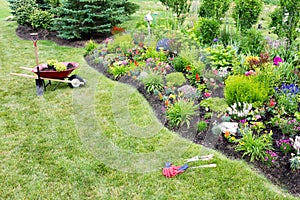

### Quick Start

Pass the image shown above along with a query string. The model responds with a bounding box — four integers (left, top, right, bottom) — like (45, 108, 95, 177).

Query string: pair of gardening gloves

(162, 154, 216, 178)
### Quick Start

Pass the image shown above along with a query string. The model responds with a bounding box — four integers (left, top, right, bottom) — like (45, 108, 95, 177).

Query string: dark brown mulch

(16, 25, 300, 198)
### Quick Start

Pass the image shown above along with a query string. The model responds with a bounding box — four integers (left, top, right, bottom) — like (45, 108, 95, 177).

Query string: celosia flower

(273, 56, 283, 66)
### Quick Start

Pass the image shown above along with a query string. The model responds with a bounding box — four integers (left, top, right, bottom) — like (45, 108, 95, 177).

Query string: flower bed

(85, 33, 300, 196)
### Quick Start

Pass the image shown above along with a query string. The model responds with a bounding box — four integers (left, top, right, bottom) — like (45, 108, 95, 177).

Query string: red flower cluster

(111, 26, 125, 35)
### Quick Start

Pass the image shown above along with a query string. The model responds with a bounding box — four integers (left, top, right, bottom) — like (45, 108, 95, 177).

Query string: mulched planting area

(16, 25, 300, 197)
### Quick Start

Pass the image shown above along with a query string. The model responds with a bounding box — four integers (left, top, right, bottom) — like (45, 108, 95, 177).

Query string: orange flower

(134, 60, 139, 66)
(186, 65, 191, 71)
(224, 130, 230, 138)
(165, 99, 169, 107)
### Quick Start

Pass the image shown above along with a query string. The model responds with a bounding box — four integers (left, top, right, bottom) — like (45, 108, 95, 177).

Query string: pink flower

(204, 92, 211, 97)
(273, 56, 283, 66)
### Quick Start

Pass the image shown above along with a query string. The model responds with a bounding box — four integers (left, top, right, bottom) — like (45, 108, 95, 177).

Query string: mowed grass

(0, 0, 299, 199)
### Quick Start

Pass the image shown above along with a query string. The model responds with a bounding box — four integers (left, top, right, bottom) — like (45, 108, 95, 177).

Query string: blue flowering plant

(274, 83, 299, 115)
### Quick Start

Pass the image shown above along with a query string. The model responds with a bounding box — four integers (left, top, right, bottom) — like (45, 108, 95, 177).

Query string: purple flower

(213, 38, 218, 43)
(273, 56, 283, 66)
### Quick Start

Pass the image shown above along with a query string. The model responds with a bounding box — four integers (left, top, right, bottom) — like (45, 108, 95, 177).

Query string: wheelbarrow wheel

(68, 75, 85, 88)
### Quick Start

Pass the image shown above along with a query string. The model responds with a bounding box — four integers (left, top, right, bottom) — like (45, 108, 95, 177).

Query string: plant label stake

(31, 33, 44, 96)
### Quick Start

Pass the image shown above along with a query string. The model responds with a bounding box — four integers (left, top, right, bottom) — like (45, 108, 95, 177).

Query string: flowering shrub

(275, 83, 299, 115)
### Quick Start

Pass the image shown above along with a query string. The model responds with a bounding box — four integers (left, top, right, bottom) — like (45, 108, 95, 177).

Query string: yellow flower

(230, 136, 236, 141)
(239, 141, 245, 146)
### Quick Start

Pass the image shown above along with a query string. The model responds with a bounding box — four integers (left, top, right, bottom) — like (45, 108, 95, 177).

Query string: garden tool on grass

(162, 154, 216, 178)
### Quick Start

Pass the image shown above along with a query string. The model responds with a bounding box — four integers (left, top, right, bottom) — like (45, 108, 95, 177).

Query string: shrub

(85, 40, 98, 56)
(193, 17, 220, 45)
(238, 28, 265, 56)
(232, 0, 263, 32)
(30, 9, 53, 30)
(269, 1, 300, 45)
(197, 121, 208, 132)
(290, 155, 300, 170)
(159, 0, 191, 19)
(166, 72, 186, 87)
(224, 75, 269, 108)
(166, 99, 197, 128)
(141, 73, 164, 94)
(11, 0, 37, 25)
(171, 56, 191, 72)
(235, 129, 273, 162)
(198, 0, 230, 20)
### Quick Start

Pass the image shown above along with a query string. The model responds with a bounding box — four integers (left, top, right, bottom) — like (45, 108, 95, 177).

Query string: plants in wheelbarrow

(46, 59, 67, 71)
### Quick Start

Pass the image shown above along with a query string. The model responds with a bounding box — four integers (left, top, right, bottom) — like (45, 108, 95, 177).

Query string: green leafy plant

(269, 0, 300, 45)
(54, 62, 67, 72)
(205, 45, 238, 70)
(200, 97, 228, 113)
(159, 0, 191, 21)
(84, 40, 98, 56)
(193, 17, 220, 45)
(107, 34, 134, 53)
(166, 99, 197, 128)
(290, 154, 300, 170)
(166, 72, 186, 87)
(141, 73, 164, 94)
(10, 0, 37, 25)
(198, 0, 230, 20)
(197, 120, 208, 132)
(30, 9, 53, 30)
(238, 28, 266, 56)
(171, 56, 191, 72)
(224, 75, 269, 108)
(232, 0, 263, 32)
(235, 129, 273, 162)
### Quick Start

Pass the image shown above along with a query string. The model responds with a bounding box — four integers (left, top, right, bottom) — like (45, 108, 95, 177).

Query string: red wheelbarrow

(11, 62, 86, 95)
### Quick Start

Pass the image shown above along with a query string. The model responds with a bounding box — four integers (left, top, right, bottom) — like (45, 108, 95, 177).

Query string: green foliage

(166, 99, 197, 128)
(171, 56, 191, 72)
(142, 47, 167, 62)
(51, 0, 139, 39)
(159, 0, 191, 20)
(193, 17, 220, 45)
(232, 0, 263, 32)
(290, 155, 300, 170)
(235, 129, 273, 162)
(85, 40, 98, 56)
(107, 34, 134, 53)
(54, 62, 67, 72)
(30, 9, 53, 30)
(269, 0, 300, 45)
(197, 120, 208, 132)
(11, 0, 37, 25)
(166, 72, 186, 87)
(206, 45, 238, 69)
(224, 75, 269, 108)
(141, 73, 164, 94)
(238, 28, 266, 56)
(108, 65, 129, 79)
(200, 97, 228, 113)
(198, 0, 230, 20)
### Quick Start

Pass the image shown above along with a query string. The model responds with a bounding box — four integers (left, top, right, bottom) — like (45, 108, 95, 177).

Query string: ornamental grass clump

(166, 99, 197, 128)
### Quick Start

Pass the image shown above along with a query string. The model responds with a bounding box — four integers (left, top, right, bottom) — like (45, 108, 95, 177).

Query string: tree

(159, 0, 191, 20)
(198, 0, 231, 21)
(269, 0, 300, 45)
(51, 0, 139, 40)
(232, 0, 263, 32)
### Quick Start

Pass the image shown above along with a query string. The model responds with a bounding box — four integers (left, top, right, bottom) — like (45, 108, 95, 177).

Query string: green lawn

(0, 0, 299, 199)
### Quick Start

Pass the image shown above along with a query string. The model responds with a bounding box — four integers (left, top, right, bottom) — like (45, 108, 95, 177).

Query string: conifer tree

(52, 0, 139, 40)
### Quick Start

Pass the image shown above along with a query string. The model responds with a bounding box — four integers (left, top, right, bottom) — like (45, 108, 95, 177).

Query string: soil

(16, 25, 300, 198)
